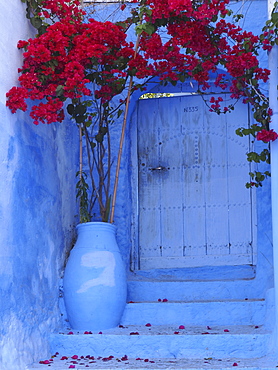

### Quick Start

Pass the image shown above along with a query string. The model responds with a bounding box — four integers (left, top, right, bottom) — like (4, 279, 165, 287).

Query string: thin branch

(110, 32, 141, 223)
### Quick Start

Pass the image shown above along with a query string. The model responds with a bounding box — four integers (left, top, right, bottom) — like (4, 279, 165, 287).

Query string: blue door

(136, 94, 255, 269)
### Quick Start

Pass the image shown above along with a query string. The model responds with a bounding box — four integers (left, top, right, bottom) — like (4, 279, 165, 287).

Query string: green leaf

(38, 24, 48, 35)
(143, 23, 156, 35)
(95, 133, 104, 143)
(56, 85, 64, 97)
(67, 104, 75, 116)
(135, 24, 144, 35)
(75, 104, 87, 116)
(179, 74, 186, 83)
(90, 141, 96, 150)
(271, 12, 278, 23)
(117, 109, 124, 118)
(235, 128, 244, 137)
(75, 115, 86, 124)
(30, 17, 42, 29)
(100, 126, 108, 134)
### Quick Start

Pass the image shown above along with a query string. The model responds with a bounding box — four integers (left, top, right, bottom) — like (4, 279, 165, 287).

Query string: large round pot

(63, 222, 127, 331)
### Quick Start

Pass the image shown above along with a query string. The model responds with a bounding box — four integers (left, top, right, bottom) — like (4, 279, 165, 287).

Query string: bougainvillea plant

(6, 0, 278, 222)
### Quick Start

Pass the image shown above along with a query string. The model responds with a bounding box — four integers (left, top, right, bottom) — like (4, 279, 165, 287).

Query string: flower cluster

(7, 0, 272, 126)
(257, 129, 278, 143)
(7, 0, 278, 192)
(7, 9, 135, 123)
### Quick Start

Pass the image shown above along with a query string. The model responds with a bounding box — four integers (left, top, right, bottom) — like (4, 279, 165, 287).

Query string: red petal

(224, 329, 230, 332)
(179, 325, 185, 329)
(145, 323, 152, 327)
(233, 363, 238, 366)
(102, 357, 111, 362)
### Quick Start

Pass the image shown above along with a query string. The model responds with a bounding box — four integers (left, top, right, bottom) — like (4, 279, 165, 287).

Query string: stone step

(28, 354, 278, 369)
(127, 278, 262, 302)
(121, 299, 266, 326)
(48, 325, 271, 360)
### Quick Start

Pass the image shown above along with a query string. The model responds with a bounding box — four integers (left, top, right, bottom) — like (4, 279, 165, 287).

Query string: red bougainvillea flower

(39, 360, 51, 364)
(61, 356, 68, 360)
(6, 87, 28, 113)
(121, 355, 128, 361)
(145, 323, 152, 327)
(174, 331, 179, 334)
(130, 332, 139, 335)
(257, 129, 278, 143)
(162, 298, 168, 302)
(179, 325, 185, 329)
(71, 355, 79, 359)
(17, 40, 29, 49)
(233, 363, 238, 366)
(224, 329, 230, 332)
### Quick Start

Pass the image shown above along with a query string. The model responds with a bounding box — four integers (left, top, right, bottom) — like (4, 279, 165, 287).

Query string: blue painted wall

(0, 1, 79, 369)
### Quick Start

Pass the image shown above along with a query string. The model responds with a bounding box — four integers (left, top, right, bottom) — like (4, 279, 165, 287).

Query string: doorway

(133, 93, 256, 270)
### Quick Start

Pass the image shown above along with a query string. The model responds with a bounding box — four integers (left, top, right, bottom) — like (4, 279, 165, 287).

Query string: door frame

(129, 76, 257, 272)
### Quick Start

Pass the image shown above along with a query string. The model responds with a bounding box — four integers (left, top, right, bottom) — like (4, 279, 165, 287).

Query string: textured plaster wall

(0, 1, 79, 369)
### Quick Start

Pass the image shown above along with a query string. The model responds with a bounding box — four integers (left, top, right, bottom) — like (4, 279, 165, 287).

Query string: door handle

(149, 166, 168, 171)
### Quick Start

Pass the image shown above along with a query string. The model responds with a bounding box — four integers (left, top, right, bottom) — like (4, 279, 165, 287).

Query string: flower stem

(110, 33, 141, 224)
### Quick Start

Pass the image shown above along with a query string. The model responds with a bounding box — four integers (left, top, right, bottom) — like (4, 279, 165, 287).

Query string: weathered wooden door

(137, 94, 255, 269)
